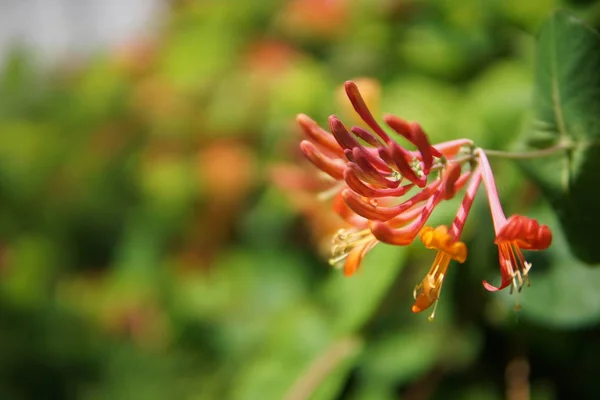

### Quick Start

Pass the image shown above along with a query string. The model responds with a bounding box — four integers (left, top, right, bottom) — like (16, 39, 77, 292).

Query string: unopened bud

(337, 78, 381, 130)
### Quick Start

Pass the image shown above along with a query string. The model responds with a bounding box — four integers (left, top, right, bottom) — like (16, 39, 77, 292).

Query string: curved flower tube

(477, 149, 552, 308)
(412, 225, 467, 319)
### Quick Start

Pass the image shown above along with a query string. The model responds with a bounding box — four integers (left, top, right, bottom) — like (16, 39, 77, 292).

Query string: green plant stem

(482, 142, 572, 159)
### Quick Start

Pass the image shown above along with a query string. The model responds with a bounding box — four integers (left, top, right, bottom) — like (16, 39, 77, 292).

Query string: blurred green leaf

(357, 325, 481, 387)
(0, 49, 42, 117)
(358, 328, 441, 385)
(161, 10, 240, 91)
(321, 244, 407, 334)
(457, 383, 503, 400)
(398, 23, 491, 80)
(463, 61, 531, 149)
(294, 337, 362, 400)
(82, 345, 203, 400)
(348, 385, 396, 400)
(0, 121, 56, 201)
(267, 60, 330, 121)
(518, 11, 600, 263)
(73, 59, 129, 121)
(383, 77, 461, 144)
(172, 248, 311, 357)
(493, 0, 557, 31)
(138, 156, 197, 218)
(0, 235, 60, 307)
(239, 188, 298, 250)
(230, 302, 336, 400)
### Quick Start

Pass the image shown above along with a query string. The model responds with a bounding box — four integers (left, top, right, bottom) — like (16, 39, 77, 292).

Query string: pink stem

(448, 168, 482, 239)
(476, 149, 506, 233)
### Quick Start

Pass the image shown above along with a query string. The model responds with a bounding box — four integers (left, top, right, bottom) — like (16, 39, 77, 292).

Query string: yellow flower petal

(419, 225, 467, 263)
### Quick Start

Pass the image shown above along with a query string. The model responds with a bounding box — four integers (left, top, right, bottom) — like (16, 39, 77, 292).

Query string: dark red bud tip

(410, 123, 442, 158)
(409, 123, 439, 173)
(384, 115, 442, 174)
(430, 147, 443, 158)
(343, 148, 354, 162)
(383, 114, 412, 141)
(441, 163, 462, 200)
(329, 115, 360, 150)
(344, 81, 391, 143)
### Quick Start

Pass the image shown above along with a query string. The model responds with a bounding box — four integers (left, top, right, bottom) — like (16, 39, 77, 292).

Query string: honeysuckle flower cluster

(296, 81, 552, 320)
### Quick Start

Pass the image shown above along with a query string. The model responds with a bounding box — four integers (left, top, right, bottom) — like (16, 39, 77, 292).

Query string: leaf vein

(549, 18, 571, 193)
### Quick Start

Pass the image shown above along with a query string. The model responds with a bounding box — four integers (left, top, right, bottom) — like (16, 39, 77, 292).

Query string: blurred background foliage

(1, 0, 600, 399)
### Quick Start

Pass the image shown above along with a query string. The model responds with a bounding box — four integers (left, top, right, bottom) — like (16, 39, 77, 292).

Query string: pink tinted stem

(477, 149, 507, 233)
(448, 168, 482, 239)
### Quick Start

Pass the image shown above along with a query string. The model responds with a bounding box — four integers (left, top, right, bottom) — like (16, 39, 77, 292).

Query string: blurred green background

(2, 0, 600, 399)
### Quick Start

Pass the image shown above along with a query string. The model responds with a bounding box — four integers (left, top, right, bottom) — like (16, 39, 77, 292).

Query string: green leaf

(358, 328, 442, 386)
(518, 11, 600, 263)
(230, 244, 405, 400)
(297, 337, 363, 400)
(320, 244, 407, 334)
(0, 235, 61, 307)
(357, 325, 481, 387)
(229, 302, 338, 400)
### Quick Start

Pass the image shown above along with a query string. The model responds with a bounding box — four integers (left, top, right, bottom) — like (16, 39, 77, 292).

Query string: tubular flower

(412, 167, 481, 319)
(328, 191, 379, 276)
(484, 215, 552, 295)
(331, 228, 378, 277)
(413, 225, 467, 320)
(285, 79, 553, 318)
(478, 149, 552, 308)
